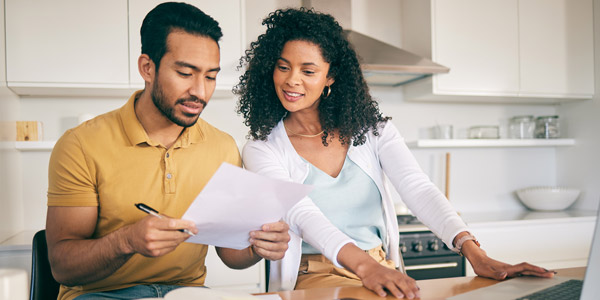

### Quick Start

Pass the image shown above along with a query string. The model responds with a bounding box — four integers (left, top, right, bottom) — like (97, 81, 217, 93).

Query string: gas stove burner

(397, 214, 423, 225)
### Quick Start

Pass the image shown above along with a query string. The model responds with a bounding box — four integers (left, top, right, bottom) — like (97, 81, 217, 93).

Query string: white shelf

(14, 141, 56, 151)
(406, 138, 575, 148)
(8, 82, 234, 99)
(11, 138, 576, 151)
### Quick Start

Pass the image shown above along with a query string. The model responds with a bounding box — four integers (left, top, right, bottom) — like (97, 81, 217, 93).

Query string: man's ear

(138, 54, 155, 83)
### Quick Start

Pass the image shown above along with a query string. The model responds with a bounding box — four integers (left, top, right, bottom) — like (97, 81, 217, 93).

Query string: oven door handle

(404, 262, 459, 271)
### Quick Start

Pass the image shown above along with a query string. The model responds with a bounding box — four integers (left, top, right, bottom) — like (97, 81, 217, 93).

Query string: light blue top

(301, 156, 386, 254)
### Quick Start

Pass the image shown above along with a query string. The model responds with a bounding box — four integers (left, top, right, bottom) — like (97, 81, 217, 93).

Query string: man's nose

(189, 77, 207, 100)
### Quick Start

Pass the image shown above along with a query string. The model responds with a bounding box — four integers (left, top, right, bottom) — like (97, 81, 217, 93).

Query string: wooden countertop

(260, 267, 585, 300)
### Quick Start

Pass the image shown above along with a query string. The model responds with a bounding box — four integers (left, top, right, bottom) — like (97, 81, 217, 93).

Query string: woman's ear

(138, 54, 155, 84)
(326, 77, 335, 86)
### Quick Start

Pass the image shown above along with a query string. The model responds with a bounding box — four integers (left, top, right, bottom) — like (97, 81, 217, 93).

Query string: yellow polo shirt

(48, 91, 242, 300)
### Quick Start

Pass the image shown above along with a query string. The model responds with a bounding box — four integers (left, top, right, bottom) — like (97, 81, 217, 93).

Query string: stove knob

(412, 241, 423, 252)
(428, 240, 439, 251)
(399, 242, 408, 253)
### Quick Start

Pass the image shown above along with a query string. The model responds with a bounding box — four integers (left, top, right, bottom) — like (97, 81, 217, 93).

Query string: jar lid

(510, 115, 534, 121)
(536, 115, 559, 119)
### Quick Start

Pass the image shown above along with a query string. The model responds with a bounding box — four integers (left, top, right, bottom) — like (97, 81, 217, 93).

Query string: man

(46, 3, 289, 300)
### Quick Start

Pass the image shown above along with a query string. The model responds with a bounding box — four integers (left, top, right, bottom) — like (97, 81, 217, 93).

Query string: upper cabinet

(128, 0, 242, 92)
(4, 0, 242, 97)
(5, 0, 130, 96)
(401, 0, 595, 104)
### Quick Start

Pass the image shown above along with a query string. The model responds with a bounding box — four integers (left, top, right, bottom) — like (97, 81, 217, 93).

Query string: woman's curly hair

(234, 7, 389, 146)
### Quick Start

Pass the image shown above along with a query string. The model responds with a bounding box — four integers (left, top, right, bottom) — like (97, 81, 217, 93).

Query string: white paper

(182, 162, 312, 249)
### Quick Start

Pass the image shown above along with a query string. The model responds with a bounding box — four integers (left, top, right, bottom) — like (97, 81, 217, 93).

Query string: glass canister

(534, 115, 560, 138)
(509, 115, 535, 139)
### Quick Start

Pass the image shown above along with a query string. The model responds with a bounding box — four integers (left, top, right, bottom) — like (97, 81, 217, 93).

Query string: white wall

(5, 0, 599, 236)
(373, 87, 560, 213)
(0, 0, 25, 242)
(556, 0, 600, 211)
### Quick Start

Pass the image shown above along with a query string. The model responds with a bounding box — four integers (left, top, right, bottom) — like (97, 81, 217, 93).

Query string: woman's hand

(461, 240, 556, 280)
(357, 263, 420, 299)
(337, 244, 420, 299)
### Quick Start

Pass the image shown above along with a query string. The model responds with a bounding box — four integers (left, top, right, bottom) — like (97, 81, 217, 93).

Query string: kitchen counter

(0, 230, 36, 251)
(259, 267, 586, 300)
(460, 209, 597, 226)
(398, 209, 597, 233)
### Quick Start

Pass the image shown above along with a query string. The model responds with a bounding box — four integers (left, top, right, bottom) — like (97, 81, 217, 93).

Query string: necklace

(283, 122, 324, 138)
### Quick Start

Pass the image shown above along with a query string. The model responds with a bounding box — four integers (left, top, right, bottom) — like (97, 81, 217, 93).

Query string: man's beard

(151, 79, 207, 128)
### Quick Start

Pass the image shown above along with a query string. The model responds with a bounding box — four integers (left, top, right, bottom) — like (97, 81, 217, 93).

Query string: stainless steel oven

(398, 215, 465, 280)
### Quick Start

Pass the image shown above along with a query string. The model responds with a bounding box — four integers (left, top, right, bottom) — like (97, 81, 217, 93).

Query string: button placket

(164, 150, 175, 194)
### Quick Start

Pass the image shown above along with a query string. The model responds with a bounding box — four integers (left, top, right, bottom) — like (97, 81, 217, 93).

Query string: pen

(135, 203, 195, 236)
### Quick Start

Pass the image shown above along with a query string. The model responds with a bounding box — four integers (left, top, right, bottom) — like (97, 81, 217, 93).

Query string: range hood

(304, 0, 449, 86)
(344, 30, 450, 86)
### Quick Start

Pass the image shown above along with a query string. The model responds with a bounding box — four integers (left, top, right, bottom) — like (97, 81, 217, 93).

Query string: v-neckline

(280, 121, 350, 179)
(304, 156, 349, 180)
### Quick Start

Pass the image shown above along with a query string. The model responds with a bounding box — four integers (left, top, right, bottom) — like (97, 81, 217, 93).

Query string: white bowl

(516, 187, 580, 211)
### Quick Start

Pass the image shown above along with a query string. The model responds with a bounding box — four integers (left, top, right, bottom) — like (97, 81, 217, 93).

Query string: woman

(235, 7, 554, 298)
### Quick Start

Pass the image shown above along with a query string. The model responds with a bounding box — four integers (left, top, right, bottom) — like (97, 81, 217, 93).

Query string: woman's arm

(377, 121, 468, 248)
(243, 140, 420, 298)
(377, 122, 554, 280)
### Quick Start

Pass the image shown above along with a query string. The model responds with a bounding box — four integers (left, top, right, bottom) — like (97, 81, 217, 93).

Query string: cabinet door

(519, 0, 594, 97)
(432, 0, 520, 96)
(466, 219, 595, 276)
(5, 0, 129, 85)
(204, 246, 264, 292)
(128, 0, 242, 92)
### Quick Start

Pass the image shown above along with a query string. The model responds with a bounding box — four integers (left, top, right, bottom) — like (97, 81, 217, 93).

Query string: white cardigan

(242, 120, 469, 291)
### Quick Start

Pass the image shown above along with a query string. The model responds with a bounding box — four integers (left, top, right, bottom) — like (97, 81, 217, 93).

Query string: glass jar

(468, 126, 499, 139)
(509, 115, 535, 139)
(534, 115, 560, 139)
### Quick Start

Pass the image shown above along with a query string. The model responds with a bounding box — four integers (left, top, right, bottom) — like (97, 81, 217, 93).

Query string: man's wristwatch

(453, 233, 480, 256)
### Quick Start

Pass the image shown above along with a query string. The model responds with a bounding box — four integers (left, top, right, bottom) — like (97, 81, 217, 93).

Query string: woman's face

(272, 40, 334, 114)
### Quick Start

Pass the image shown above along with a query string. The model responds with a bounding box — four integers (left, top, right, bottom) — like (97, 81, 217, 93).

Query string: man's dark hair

(140, 2, 223, 69)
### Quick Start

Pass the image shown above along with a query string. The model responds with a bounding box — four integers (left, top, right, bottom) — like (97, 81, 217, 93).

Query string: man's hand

(216, 220, 291, 269)
(249, 220, 290, 261)
(46, 207, 198, 286)
(123, 214, 198, 257)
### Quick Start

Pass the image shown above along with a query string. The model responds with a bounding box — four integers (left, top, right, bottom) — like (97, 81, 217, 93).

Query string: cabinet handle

(404, 262, 458, 271)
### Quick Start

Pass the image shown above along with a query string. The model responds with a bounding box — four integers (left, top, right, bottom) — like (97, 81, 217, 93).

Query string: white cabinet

(432, 0, 520, 96)
(401, 0, 595, 103)
(465, 216, 596, 276)
(204, 247, 265, 292)
(518, 0, 594, 97)
(4, 0, 242, 97)
(128, 0, 242, 93)
(4, 0, 130, 95)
